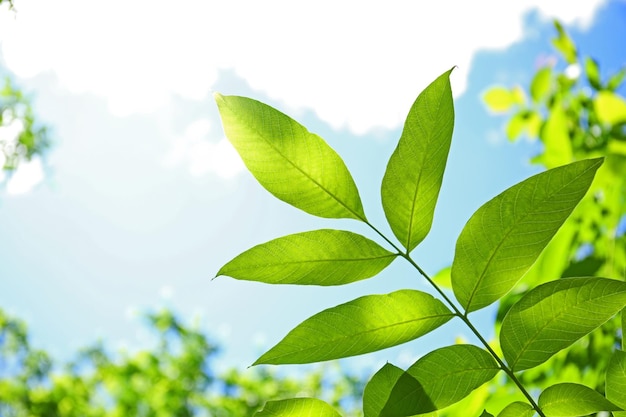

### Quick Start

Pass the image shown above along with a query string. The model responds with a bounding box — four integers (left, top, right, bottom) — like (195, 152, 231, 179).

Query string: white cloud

(164, 118, 245, 179)
(6, 156, 44, 195)
(0, 1, 607, 135)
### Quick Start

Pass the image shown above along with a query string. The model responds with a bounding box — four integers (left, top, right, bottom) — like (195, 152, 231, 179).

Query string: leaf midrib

(405, 86, 448, 251)
(258, 312, 454, 363)
(224, 253, 398, 273)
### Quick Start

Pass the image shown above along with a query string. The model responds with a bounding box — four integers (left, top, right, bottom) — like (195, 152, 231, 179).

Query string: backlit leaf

(254, 398, 341, 417)
(215, 94, 365, 220)
(500, 277, 626, 371)
(552, 20, 577, 64)
(217, 229, 397, 286)
(497, 401, 534, 417)
(595, 91, 626, 125)
(606, 350, 626, 417)
(530, 67, 552, 102)
(402, 345, 499, 411)
(381, 68, 454, 252)
(538, 383, 621, 417)
(364, 346, 497, 417)
(540, 103, 573, 168)
(584, 57, 601, 90)
(363, 363, 434, 417)
(254, 290, 454, 365)
(483, 87, 517, 113)
(451, 158, 602, 313)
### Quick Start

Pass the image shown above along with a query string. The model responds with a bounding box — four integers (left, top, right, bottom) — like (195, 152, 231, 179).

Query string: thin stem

(363, 220, 545, 416)
(403, 253, 546, 417)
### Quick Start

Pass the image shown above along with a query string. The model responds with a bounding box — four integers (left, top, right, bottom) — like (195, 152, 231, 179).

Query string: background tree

(468, 20, 626, 415)
(0, 307, 363, 416)
(0, 0, 50, 188)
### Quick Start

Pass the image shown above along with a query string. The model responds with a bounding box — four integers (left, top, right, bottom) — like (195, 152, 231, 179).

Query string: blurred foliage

(468, 19, 626, 416)
(1, 0, 50, 186)
(0, 307, 363, 416)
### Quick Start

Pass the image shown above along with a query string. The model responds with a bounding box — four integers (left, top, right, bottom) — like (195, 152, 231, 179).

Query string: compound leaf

(538, 383, 622, 417)
(254, 398, 341, 417)
(254, 290, 454, 365)
(217, 229, 397, 286)
(381, 68, 454, 252)
(606, 350, 626, 417)
(452, 158, 603, 313)
(500, 277, 626, 371)
(497, 402, 534, 417)
(215, 94, 365, 220)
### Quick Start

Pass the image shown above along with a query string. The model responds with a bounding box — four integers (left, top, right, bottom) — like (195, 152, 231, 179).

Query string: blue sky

(1, 1, 625, 377)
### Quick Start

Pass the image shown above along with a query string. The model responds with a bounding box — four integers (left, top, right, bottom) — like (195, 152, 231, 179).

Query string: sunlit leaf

(607, 67, 626, 91)
(381, 68, 454, 252)
(403, 345, 499, 411)
(540, 103, 573, 168)
(483, 87, 517, 113)
(595, 91, 626, 125)
(538, 383, 621, 417)
(584, 57, 602, 90)
(497, 401, 534, 417)
(531, 67, 553, 103)
(452, 158, 603, 312)
(606, 350, 626, 417)
(500, 277, 626, 371)
(214, 94, 365, 220)
(432, 266, 452, 289)
(363, 346, 497, 416)
(363, 363, 434, 417)
(217, 229, 397, 286)
(254, 397, 341, 417)
(254, 290, 454, 365)
(552, 20, 577, 64)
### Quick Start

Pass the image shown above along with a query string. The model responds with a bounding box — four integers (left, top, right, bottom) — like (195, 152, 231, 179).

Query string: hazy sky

(1, 0, 624, 376)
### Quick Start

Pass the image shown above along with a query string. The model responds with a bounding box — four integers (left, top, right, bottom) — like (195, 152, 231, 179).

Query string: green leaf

(214, 93, 365, 220)
(363, 363, 435, 417)
(432, 266, 452, 289)
(451, 158, 603, 313)
(606, 350, 626, 417)
(538, 383, 622, 417)
(483, 87, 518, 113)
(607, 67, 626, 91)
(216, 229, 397, 286)
(381, 68, 455, 252)
(479, 411, 495, 417)
(403, 345, 499, 411)
(540, 103, 573, 168)
(530, 67, 553, 103)
(254, 290, 454, 365)
(584, 57, 602, 90)
(500, 277, 626, 371)
(595, 91, 626, 125)
(497, 402, 534, 417)
(254, 398, 341, 417)
(364, 346, 498, 416)
(551, 20, 577, 64)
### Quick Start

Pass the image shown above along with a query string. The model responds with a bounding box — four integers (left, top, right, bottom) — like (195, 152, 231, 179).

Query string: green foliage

(0, 77, 50, 178)
(0, 308, 363, 416)
(481, 19, 626, 415)
(216, 59, 624, 416)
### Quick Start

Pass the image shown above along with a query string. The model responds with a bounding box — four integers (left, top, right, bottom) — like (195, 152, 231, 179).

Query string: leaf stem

(403, 254, 547, 417)
(364, 220, 545, 415)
